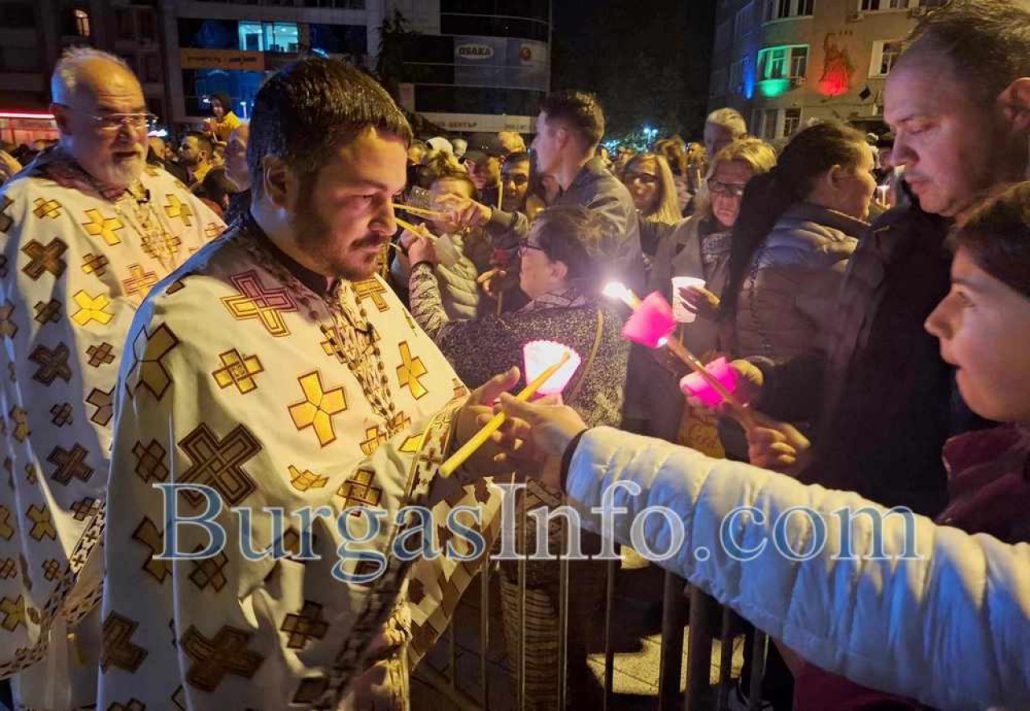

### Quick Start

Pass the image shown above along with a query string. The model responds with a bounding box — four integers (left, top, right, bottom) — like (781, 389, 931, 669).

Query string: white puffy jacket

(564, 427, 1030, 711)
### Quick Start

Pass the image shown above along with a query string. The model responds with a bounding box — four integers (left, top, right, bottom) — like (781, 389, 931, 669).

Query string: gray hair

(50, 47, 133, 104)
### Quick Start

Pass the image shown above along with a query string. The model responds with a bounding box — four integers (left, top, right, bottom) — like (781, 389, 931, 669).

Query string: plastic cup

(672, 276, 706, 323)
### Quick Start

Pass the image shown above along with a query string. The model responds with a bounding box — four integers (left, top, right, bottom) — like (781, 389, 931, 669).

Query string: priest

(99, 57, 517, 709)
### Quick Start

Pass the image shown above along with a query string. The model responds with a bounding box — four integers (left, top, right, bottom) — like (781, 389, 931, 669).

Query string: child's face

(925, 246, 1030, 424)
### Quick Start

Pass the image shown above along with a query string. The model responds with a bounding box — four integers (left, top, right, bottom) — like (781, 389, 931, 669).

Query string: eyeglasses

(707, 178, 748, 198)
(517, 239, 545, 256)
(625, 172, 659, 186)
(83, 111, 158, 133)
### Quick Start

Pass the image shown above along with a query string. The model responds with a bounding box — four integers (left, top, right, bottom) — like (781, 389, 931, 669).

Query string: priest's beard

(293, 190, 387, 282)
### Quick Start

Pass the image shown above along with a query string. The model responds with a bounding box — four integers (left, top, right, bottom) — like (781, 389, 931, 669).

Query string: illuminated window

(74, 8, 91, 37)
(869, 39, 903, 77)
(758, 45, 807, 80)
(783, 108, 801, 136)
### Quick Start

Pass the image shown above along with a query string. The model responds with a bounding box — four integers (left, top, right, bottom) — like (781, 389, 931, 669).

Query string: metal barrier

(415, 525, 768, 710)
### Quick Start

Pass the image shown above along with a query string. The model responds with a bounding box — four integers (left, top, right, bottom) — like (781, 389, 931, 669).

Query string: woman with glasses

(406, 205, 630, 707)
(631, 138, 776, 442)
(720, 121, 876, 362)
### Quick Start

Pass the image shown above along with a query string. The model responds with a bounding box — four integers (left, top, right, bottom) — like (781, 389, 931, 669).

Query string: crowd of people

(0, 0, 1026, 709)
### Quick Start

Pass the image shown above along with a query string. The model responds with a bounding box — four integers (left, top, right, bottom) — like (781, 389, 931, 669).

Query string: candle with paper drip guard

(603, 281, 755, 430)
(439, 342, 580, 478)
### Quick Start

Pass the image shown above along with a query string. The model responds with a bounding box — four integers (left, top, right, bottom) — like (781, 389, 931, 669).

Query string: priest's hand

(496, 393, 588, 490)
(453, 368, 530, 474)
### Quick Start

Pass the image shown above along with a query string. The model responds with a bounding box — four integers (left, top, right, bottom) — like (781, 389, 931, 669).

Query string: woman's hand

(678, 285, 721, 321)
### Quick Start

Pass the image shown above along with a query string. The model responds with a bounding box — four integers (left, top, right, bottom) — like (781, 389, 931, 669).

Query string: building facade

(161, 0, 381, 126)
(0, 0, 165, 145)
(708, 0, 945, 141)
(389, 0, 551, 134)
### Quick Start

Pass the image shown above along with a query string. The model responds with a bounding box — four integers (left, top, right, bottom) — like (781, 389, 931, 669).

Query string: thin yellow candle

(393, 203, 446, 219)
(394, 216, 439, 242)
(439, 351, 573, 478)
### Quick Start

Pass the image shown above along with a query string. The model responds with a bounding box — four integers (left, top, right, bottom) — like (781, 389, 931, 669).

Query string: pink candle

(621, 292, 677, 348)
(678, 356, 739, 407)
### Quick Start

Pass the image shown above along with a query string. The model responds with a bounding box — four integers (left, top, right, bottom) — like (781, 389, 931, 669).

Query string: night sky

(551, 0, 718, 141)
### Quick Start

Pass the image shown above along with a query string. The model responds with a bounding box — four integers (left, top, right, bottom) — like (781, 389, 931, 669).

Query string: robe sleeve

(100, 284, 469, 710)
(0, 181, 142, 675)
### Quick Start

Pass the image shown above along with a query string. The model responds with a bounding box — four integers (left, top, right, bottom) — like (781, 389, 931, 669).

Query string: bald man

(0, 47, 222, 707)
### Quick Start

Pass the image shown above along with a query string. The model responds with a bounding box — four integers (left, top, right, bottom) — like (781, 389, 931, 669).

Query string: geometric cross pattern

(71, 290, 114, 327)
(163, 195, 193, 228)
(132, 439, 168, 484)
(82, 209, 123, 246)
(70, 496, 100, 521)
(0, 595, 25, 631)
(181, 624, 263, 693)
(336, 469, 383, 514)
(81, 252, 109, 277)
(122, 264, 159, 299)
(101, 611, 147, 672)
(86, 387, 114, 426)
(128, 323, 179, 401)
(188, 550, 228, 592)
(211, 349, 263, 395)
(0, 300, 16, 339)
(26, 505, 56, 540)
(287, 465, 328, 492)
(33, 197, 63, 220)
(352, 279, 390, 312)
(29, 343, 72, 385)
(46, 444, 94, 485)
(132, 517, 170, 584)
(50, 402, 73, 427)
(178, 423, 260, 507)
(221, 271, 298, 338)
(396, 342, 428, 400)
(280, 601, 328, 649)
(21, 239, 67, 280)
(33, 298, 62, 325)
(0, 196, 13, 233)
(288, 371, 347, 447)
(86, 341, 116, 367)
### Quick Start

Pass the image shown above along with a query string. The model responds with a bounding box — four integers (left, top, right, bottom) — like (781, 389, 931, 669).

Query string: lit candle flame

(603, 281, 641, 309)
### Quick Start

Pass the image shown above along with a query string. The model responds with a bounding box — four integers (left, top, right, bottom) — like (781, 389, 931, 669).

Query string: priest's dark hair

(247, 57, 412, 197)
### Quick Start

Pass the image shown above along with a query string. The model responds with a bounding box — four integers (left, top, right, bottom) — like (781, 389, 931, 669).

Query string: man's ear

(997, 77, 1030, 133)
(50, 102, 72, 135)
(825, 163, 846, 192)
(261, 155, 292, 209)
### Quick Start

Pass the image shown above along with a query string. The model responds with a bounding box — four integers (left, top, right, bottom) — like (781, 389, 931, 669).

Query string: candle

(439, 349, 577, 478)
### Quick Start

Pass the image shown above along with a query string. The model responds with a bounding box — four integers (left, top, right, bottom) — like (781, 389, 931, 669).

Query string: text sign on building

(418, 112, 534, 133)
(180, 48, 265, 71)
(453, 36, 549, 91)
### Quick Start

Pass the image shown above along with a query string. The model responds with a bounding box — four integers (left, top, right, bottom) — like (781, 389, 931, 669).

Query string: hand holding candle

(440, 343, 579, 478)
(604, 282, 756, 431)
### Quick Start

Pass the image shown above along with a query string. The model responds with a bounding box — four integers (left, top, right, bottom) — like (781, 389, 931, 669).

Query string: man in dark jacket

(746, 0, 1029, 517)
(447, 91, 645, 290)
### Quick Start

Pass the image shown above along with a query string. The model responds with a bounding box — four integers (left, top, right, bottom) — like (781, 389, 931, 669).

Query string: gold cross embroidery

(82, 209, 123, 245)
(397, 342, 428, 400)
(288, 371, 347, 446)
(212, 349, 264, 394)
(164, 194, 194, 227)
(71, 290, 114, 326)
(122, 264, 159, 299)
(32, 198, 62, 220)
(26, 505, 56, 540)
(288, 465, 328, 492)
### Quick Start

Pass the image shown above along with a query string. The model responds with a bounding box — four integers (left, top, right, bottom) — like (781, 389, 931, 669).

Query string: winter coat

(755, 204, 968, 516)
(734, 202, 864, 360)
(562, 426, 1030, 711)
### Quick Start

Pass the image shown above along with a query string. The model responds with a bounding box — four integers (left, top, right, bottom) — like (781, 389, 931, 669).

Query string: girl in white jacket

(498, 182, 1030, 710)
